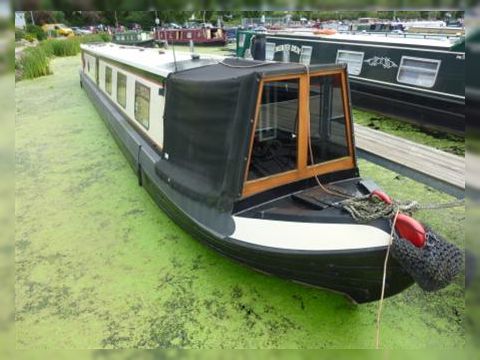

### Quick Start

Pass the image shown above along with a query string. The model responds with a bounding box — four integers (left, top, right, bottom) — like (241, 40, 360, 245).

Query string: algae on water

(353, 108, 465, 156)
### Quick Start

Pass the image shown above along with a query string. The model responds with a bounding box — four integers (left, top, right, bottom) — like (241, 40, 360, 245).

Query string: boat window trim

(396, 56, 441, 88)
(265, 42, 275, 61)
(335, 50, 365, 76)
(299, 46, 313, 65)
(134, 80, 151, 130)
(105, 66, 112, 95)
(116, 71, 127, 109)
(242, 69, 356, 198)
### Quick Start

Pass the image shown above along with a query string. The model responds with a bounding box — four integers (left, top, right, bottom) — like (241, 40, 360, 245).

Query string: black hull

(81, 71, 414, 304)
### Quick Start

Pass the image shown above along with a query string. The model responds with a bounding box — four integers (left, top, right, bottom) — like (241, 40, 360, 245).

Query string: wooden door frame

(242, 68, 356, 198)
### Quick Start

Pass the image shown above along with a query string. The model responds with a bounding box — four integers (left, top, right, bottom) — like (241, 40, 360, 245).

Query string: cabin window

(308, 74, 349, 165)
(117, 72, 127, 109)
(299, 46, 313, 65)
(105, 66, 112, 95)
(247, 79, 299, 180)
(336, 50, 364, 76)
(265, 42, 275, 61)
(134, 82, 150, 130)
(397, 56, 440, 88)
(239, 33, 246, 48)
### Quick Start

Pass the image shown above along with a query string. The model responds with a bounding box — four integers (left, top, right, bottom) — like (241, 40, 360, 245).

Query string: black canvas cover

(156, 58, 306, 211)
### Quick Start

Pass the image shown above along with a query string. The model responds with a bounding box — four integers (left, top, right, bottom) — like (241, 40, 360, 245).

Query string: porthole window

(336, 50, 364, 76)
(265, 42, 275, 61)
(397, 56, 441, 88)
(300, 46, 313, 65)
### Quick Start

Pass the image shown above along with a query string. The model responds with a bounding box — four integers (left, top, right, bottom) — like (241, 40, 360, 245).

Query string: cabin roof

(81, 43, 345, 81)
(80, 42, 224, 78)
(171, 58, 345, 81)
(271, 30, 462, 49)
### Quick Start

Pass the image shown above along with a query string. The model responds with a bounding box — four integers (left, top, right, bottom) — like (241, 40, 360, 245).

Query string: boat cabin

(80, 44, 356, 210)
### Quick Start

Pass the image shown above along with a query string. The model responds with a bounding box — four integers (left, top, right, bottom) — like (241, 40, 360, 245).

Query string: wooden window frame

(105, 66, 112, 95)
(134, 81, 151, 130)
(116, 72, 127, 109)
(242, 68, 356, 198)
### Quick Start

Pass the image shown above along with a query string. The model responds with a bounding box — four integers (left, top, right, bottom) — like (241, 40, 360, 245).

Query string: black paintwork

(80, 69, 414, 303)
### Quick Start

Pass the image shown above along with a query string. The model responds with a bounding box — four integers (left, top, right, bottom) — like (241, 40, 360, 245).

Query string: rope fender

(339, 190, 464, 292)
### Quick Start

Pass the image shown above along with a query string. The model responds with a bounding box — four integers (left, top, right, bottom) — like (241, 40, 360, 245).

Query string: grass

(353, 108, 465, 156)
(14, 55, 464, 349)
(16, 34, 112, 81)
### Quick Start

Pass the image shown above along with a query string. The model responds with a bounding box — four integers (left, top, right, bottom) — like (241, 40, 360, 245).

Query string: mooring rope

(340, 196, 464, 223)
(376, 210, 399, 349)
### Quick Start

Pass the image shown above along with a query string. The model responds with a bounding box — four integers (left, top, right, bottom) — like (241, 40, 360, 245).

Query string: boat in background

(154, 26, 227, 46)
(112, 31, 155, 47)
(237, 29, 465, 134)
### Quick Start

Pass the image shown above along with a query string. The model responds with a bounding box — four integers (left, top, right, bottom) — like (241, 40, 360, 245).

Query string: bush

(80, 33, 112, 43)
(51, 38, 80, 56)
(19, 47, 51, 79)
(24, 33, 36, 43)
(25, 24, 47, 41)
(15, 28, 25, 41)
(16, 32, 112, 80)
(40, 38, 80, 57)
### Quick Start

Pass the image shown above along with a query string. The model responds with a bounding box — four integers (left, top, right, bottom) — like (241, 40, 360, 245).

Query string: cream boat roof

(80, 42, 225, 78)
(271, 30, 460, 48)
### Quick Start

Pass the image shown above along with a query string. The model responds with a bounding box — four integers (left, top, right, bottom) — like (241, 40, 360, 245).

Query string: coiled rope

(340, 196, 464, 223)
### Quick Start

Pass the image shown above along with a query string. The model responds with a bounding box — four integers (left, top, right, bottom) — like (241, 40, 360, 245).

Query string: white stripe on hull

(232, 216, 390, 251)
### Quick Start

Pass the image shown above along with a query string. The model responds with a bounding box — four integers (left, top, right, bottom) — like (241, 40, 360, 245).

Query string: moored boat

(79, 42, 461, 303)
(237, 29, 465, 134)
(154, 26, 227, 46)
(112, 30, 155, 47)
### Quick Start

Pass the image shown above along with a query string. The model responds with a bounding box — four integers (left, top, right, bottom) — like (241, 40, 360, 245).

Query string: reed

(41, 38, 80, 57)
(17, 33, 112, 81)
(18, 46, 51, 80)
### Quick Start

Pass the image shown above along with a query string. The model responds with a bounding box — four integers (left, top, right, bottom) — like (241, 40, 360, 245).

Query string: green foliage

(47, 38, 81, 56)
(18, 47, 51, 79)
(17, 33, 112, 81)
(80, 33, 112, 43)
(15, 28, 25, 41)
(24, 34, 36, 43)
(26, 24, 47, 41)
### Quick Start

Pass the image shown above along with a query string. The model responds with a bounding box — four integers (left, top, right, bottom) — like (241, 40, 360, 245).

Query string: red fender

(371, 190, 392, 204)
(370, 190, 426, 248)
(394, 213, 426, 248)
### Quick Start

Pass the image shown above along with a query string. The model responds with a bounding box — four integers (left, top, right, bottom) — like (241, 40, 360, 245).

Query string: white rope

(376, 210, 399, 349)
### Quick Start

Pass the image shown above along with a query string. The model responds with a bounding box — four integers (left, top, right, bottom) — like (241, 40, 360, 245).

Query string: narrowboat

(237, 30, 465, 134)
(154, 26, 227, 46)
(112, 31, 155, 47)
(79, 43, 461, 303)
